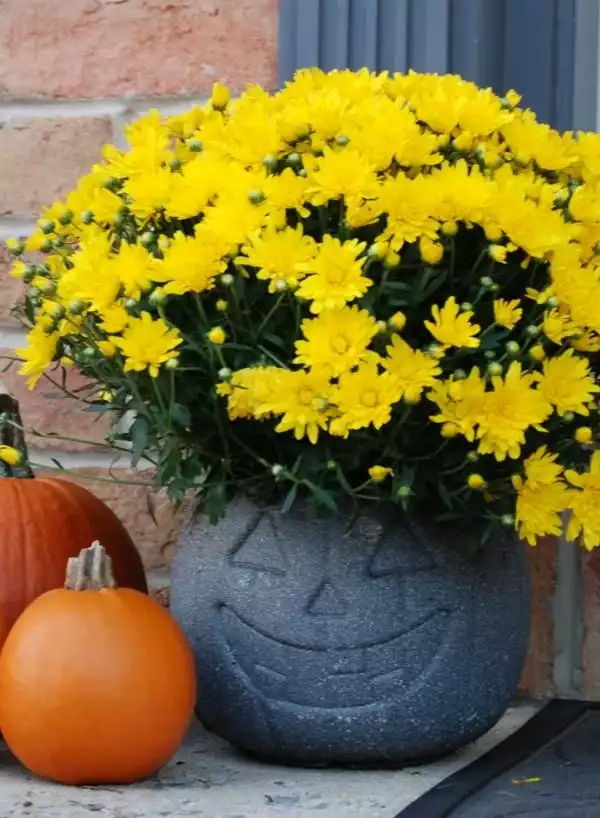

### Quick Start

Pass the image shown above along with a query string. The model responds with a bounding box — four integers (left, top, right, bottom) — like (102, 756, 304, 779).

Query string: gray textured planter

(171, 497, 530, 765)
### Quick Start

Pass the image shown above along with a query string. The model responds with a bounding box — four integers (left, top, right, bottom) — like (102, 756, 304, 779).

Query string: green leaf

(130, 416, 150, 467)
(171, 403, 192, 428)
(304, 480, 337, 511)
(280, 482, 298, 514)
(204, 483, 227, 524)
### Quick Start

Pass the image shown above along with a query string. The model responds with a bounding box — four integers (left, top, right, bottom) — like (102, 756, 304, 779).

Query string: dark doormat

(395, 700, 600, 818)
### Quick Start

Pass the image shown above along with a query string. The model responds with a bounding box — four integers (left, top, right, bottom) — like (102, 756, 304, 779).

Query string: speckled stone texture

(171, 498, 530, 765)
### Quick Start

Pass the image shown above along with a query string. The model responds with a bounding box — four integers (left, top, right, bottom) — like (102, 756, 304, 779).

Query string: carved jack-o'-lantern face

(218, 511, 454, 710)
(172, 498, 529, 762)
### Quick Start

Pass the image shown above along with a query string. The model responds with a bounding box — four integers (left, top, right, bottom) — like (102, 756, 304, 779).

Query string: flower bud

(262, 154, 278, 172)
(6, 238, 26, 257)
(419, 236, 444, 265)
(376, 320, 387, 334)
(367, 242, 385, 260)
(216, 299, 229, 312)
(442, 221, 458, 236)
(81, 347, 97, 361)
(396, 485, 412, 500)
(248, 189, 265, 205)
(501, 514, 515, 527)
(467, 473, 486, 490)
(22, 264, 37, 284)
(165, 357, 180, 371)
(39, 219, 55, 235)
(140, 231, 155, 248)
(218, 367, 232, 381)
(149, 288, 167, 306)
(466, 451, 479, 463)
(271, 464, 284, 478)
(186, 137, 203, 152)
(49, 303, 65, 319)
(484, 350, 496, 360)
(40, 239, 53, 253)
(460, 302, 473, 312)
(286, 152, 302, 168)
(487, 362, 503, 376)
(529, 344, 545, 361)
(81, 210, 94, 225)
(388, 311, 406, 331)
(220, 273, 235, 287)
(124, 298, 138, 312)
(59, 210, 73, 226)
(563, 411, 575, 423)
(211, 82, 230, 111)
(335, 135, 350, 146)
(273, 279, 288, 293)
(454, 369, 467, 380)
(480, 275, 494, 288)
(207, 326, 226, 345)
(526, 324, 540, 337)
(67, 299, 86, 315)
(506, 340, 520, 356)
(575, 426, 593, 444)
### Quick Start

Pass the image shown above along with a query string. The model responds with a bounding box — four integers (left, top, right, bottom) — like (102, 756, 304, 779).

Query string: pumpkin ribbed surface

(0, 580, 196, 784)
(0, 477, 147, 625)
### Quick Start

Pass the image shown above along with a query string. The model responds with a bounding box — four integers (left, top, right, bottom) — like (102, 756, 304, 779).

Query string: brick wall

(0, 0, 279, 605)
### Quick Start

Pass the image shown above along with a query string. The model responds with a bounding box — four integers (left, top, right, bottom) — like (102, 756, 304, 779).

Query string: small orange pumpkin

(0, 542, 196, 785)
(0, 391, 147, 625)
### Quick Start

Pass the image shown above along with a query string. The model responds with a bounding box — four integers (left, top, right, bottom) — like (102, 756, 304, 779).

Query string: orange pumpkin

(0, 391, 147, 625)
(0, 542, 196, 785)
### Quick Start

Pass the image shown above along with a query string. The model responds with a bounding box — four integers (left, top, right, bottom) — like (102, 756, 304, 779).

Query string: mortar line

(0, 95, 209, 122)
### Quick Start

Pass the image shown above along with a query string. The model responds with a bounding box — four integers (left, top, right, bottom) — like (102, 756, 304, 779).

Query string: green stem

(29, 462, 154, 487)
(256, 294, 285, 338)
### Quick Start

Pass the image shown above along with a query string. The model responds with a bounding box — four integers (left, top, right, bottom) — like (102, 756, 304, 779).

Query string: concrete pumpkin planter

(171, 497, 529, 765)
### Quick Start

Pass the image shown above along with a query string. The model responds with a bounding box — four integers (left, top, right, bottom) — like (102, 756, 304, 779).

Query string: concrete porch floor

(0, 704, 538, 817)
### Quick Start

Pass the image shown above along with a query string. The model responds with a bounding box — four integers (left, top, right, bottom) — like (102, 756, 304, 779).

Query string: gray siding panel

(278, 0, 599, 129)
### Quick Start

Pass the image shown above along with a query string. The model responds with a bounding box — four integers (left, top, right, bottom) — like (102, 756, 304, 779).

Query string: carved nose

(307, 580, 348, 618)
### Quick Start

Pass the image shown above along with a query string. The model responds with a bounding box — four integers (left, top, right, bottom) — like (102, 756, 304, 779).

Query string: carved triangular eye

(368, 537, 436, 578)
(307, 580, 348, 617)
(229, 515, 288, 575)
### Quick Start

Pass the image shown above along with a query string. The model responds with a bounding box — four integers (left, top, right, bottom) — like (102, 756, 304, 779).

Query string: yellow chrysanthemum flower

(425, 296, 480, 349)
(493, 298, 522, 329)
(513, 448, 569, 545)
(329, 362, 401, 437)
(239, 225, 316, 293)
(535, 350, 600, 416)
(476, 363, 552, 461)
(220, 366, 281, 420)
(295, 236, 370, 313)
(428, 368, 485, 441)
(541, 309, 579, 345)
(151, 232, 226, 296)
(257, 369, 332, 445)
(566, 451, 600, 550)
(294, 306, 378, 377)
(111, 312, 182, 378)
(17, 325, 61, 389)
(383, 334, 441, 403)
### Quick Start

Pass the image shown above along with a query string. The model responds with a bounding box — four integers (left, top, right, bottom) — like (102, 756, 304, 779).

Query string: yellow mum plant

(7, 68, 600, 545)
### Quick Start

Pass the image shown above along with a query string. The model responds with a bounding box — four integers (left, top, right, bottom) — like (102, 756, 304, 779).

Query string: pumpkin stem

(65, 542, 118, 591)
(0, 386, 34, 479)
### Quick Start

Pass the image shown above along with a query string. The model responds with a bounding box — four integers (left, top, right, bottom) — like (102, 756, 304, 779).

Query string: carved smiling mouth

(220, 604, 450, 708)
